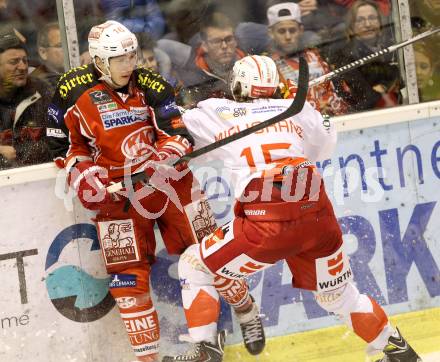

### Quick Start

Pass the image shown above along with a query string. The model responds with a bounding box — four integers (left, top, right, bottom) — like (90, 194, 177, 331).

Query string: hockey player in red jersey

(162, 55, 421, 362)
(46, 20, 218, 362)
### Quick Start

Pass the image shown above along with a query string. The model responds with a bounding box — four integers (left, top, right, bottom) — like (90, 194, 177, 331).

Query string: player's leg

(157, 171, 265, 355)
(163, 217, 272, 361)
(156, 171, 217, 253)
(313, 282, 421, 362)
(198, 219, 268, 356)
(214, 275, 265, 355)
(179, 244, 221, 344)
(164, 172, 324, 361)
(95, 205, 160, 362)
(162, 243, 224, 362)
(109, 265, 160, 362)
(182, 239, 265, 355)
(286, 200, 421, 362)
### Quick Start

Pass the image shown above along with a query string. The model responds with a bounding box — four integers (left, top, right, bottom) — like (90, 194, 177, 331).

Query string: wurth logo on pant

(315, 247, 353, 292)
(239, 261, 266, 275)
(317, 269, 352, 290)
(216, 254, 273, 279)
(218, 266, 247, 279)
(327, 252, 344, 276)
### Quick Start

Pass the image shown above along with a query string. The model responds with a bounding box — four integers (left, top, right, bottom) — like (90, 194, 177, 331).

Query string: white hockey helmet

(229, 55, 280, 100)
(88, 20, 138, 80)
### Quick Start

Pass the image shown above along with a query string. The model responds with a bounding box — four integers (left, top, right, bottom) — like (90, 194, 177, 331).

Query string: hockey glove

(69, 160, 115, 210)
(139, 149, 187, 192)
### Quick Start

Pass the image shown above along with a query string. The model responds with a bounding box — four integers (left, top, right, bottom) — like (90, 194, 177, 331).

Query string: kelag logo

(45, 224, 115, 322)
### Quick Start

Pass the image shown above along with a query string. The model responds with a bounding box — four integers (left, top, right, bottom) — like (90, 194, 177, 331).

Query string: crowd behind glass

(0, 0, 439, 170)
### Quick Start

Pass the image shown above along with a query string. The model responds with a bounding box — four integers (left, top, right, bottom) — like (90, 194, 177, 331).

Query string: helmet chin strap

(94, 57, 123, 89)
(232, 82, 252, 102)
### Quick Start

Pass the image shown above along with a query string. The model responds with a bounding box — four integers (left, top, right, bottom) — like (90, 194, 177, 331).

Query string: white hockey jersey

(182, 98, 337, 197)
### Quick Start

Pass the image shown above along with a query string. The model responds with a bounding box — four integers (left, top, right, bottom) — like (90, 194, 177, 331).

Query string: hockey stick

(107, 57, 309, 193)
(309, 27, 440, 87)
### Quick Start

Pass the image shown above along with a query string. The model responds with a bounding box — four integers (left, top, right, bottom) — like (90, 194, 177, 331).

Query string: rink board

(0, 101, 440, 361)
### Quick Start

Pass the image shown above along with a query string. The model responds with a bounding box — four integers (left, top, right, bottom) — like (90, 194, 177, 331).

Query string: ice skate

(162, 330, 226, 362)
(236, 295, 265, 355)
(375, 328, 422, 362)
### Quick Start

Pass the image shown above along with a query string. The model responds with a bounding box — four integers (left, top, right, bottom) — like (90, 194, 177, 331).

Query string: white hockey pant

(178, 244, 250, 342)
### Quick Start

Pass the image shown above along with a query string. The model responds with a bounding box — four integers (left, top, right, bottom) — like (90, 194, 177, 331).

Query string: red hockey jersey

(47, 64, 193, 179)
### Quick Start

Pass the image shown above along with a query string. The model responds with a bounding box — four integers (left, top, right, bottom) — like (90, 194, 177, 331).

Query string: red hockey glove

(140, 149, 187, 192)
(69, 161, 114, 210)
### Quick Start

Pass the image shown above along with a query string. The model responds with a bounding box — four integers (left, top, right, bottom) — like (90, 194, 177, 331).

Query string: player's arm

(295, 102, 337, 162)
(46, 89, 92, 170)
(62, 105, 95, 171)
(181, 108, 211, 151)
(137, 67, 194, 159)
(47, 84, 113, 210)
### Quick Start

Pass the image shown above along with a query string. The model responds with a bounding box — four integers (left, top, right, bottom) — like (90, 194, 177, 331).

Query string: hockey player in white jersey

(162, 55, 421, 362)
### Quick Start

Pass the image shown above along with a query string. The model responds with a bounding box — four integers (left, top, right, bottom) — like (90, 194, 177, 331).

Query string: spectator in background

(410, 0, 440, 27)
(74, 1, 105, 65)
(330, 0, 391, 16)
(0, 0, 37, 59)
(236, 0, 325, 54)
(0, 0, 79, 62)
(326, 0, 402, 111)
(409, 0, 440, 64)
(414, 44, 440, 102)
(32, 22, 64, 94)
(196, 13, 245, 83)
(0, 0, 104, 67)
(136, 32, 178, 87)
(161, 0, 210, 47)
(177, 12, 246, 106)
(0, 27, 51, 170)
(267, 2, 348, 115)
(100, 0, 165, 39)
(267, 0, 324, 48)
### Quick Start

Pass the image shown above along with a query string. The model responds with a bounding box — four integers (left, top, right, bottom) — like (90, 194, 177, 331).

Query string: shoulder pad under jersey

(55, 63, 99, 109)
(134, 67, 175, 107)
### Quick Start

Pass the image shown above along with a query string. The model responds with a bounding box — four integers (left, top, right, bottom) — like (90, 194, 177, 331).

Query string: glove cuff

(69, 161, 108, 190)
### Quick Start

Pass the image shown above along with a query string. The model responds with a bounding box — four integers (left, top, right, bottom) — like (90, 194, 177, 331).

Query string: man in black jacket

(0, 26, 51, 170)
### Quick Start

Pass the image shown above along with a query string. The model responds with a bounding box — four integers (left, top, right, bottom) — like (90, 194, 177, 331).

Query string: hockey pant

(178, 176, 394, 353)
(95, 172, 217, 358)
(178, 244, 250, 343)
